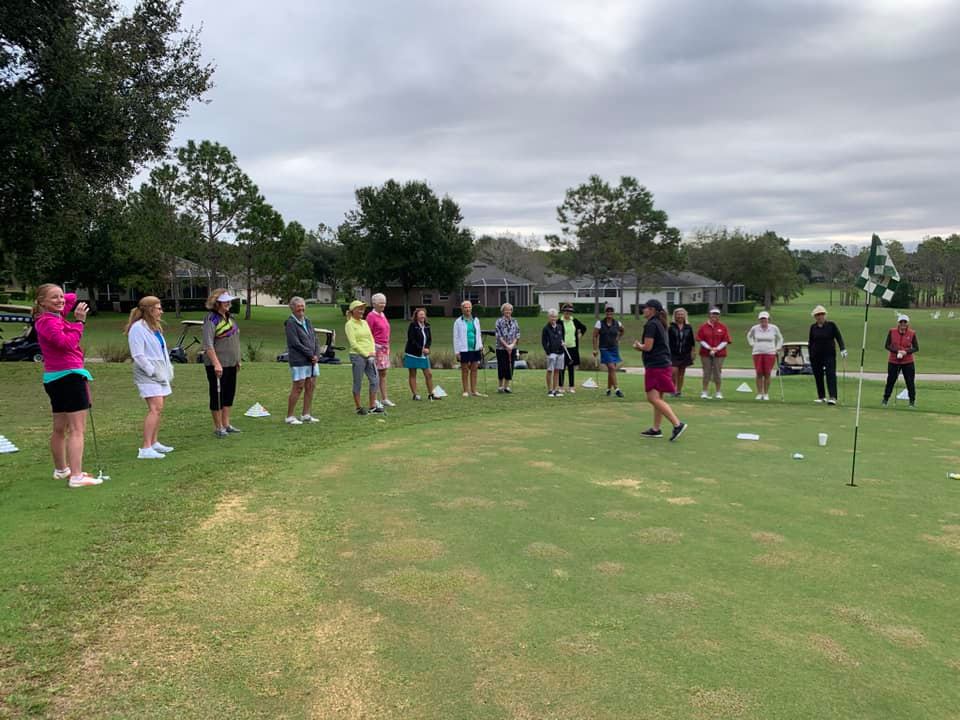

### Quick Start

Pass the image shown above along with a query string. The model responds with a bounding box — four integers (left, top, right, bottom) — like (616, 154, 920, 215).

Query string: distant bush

(244, 340, 266, 362)
(668, 302, 709, 316)
(726, 301, 756, 314)
(98, 343, 131, 363)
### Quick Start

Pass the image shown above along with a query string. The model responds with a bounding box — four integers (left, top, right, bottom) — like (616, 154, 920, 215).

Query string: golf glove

(840, 350, 848, 358)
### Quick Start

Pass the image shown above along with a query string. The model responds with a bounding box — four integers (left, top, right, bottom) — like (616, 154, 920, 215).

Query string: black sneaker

(881, 399, 888, 407)
(640, 428, 663, 439)
(428, 393, 437, 401)
(369, 405, 385, 414)
(225, 425, 242, 433)
(503, 387, 512, 394)
(669, 422, 687, 442)
(356, 407, 368, 416)
(606, 389, 612, 397)
(412, 394, 422, 401)
(615, 389, 624, 398)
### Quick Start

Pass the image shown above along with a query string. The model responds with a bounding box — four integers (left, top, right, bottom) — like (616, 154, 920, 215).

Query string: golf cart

(779, 341, 812, 375)
(483, 344, 528, 370)
(275, 327, 343, 364)
(169, 320, 205, 364)
(0, 305, 42, 363)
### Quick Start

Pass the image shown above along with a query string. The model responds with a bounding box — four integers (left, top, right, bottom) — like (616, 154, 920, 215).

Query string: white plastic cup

(818, 433, 828, 447)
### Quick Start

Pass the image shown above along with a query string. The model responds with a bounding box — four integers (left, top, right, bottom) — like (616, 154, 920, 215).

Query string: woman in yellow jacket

(344, 300, 383, 415)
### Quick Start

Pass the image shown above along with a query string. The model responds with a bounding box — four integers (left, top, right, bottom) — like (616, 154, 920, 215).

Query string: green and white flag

(855, 234, 900, 302)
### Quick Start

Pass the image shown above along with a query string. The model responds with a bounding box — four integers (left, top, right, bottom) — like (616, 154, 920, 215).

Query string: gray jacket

(285, 315, 319, 366)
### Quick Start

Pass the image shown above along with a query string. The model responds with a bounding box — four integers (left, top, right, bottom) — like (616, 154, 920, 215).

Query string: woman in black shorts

(33, 283, 101, 487)
(202, 289, 242, 438)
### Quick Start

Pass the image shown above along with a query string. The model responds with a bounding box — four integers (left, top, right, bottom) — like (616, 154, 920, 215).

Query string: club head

(97, 471, 110, 481)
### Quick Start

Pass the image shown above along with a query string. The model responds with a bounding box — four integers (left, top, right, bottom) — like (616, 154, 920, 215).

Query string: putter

(86, 402, 110, 481)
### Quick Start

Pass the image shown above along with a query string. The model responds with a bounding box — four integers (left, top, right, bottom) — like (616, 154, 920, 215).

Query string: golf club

(86, 398, 110, 481)
(841, 355, 847, 406)
(777, 351, 785, 403)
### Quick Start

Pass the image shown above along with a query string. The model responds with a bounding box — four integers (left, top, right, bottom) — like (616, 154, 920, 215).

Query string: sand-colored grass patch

(633, 527, 684, 544)
(527, 460, 555, 470)
(594, 561, 624, 575)
(524, 542, 570, 559)
(593, 477, 643, 489)
(311, 602, 390, 719)
(752, 551, 800, 568)
(689, 686, 750, 717)
(694, 476, 719, 485)
(667, 496, 697, 505)
(645, 592, 699, 610)
(826, 508, 848, 516)
(751, 531, 785, 544)
(833, 606, 928, 649)
(199, 493, 250, 531)
(808, 634, 860, 667)
(922, 527, 960, 553)
(556, 633, 602, 655)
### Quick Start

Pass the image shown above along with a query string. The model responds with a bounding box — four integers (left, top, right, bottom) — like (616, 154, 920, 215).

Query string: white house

(536, 271, 744, 314)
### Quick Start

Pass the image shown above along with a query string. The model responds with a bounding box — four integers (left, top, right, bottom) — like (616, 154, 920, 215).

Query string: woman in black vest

(668, 307, 695, 397)
(404, 307, 437, 400)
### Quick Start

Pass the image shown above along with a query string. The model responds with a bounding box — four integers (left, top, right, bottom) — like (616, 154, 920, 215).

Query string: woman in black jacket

(403, 307, 437, 400)
(668, 307, 695, 397)
(808, 305, 847, 405)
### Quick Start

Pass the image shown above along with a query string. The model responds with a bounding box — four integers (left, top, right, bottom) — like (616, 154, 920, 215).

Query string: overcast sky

(168, 0, 960, 249)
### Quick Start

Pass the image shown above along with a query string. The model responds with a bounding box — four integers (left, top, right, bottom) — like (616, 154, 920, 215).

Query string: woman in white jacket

(125, 296, 175, 459)
(746, 311, 783, 401)
(453, 300, 485, 397)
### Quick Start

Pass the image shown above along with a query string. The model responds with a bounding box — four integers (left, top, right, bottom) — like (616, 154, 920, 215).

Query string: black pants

(883, 362, 916, 402)
(560, 347, 580, 387)
(205, 364, 238, 410)
(496, 349, 515, 381)
(811, 353, 838, 400)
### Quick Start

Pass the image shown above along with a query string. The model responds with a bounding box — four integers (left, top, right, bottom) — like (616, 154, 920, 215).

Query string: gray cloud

(167, 0, 960, 247)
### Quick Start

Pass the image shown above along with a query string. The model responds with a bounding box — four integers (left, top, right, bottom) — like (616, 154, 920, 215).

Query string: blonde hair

(205, 288, 229, 312)
(124, 296, 163, 333)
(673, 307, 687, 322)
(33, 283, 61, 318)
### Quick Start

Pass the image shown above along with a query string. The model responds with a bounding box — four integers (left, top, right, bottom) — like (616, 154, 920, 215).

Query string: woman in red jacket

(882, 314, 918, 407)
(696, 308, 732, 399)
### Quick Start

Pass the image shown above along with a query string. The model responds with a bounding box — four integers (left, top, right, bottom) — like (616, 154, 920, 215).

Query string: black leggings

(811, 353, 838, 400)
(883, 362, 916, 402)
(205, 364, 238, 410)
(560, 347, 580, 387)
(496, 348, 515, 381)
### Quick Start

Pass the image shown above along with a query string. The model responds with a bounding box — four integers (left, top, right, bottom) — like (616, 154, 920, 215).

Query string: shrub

(244, 340, 266, 362)
(668, 302, 709, 316)
(726, 301, 756, 314)
(98, 342, 131, 363)
(428, 350, 456, 369)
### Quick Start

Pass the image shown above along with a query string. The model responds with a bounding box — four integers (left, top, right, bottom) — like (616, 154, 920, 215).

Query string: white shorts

(136, 381, 172, 399)
(546, 353, 565, 371)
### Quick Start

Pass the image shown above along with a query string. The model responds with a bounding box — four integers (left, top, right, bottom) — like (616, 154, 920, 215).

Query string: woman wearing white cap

(882, 314, 918, 407)
(696, 307, 732, 399)
(746, 311, 783, 400)
(202, 288, 242, 437)
(808, 305, 847, 405)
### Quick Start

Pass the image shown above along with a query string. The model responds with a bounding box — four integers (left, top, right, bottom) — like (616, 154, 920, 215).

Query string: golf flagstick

(849, 293, 870, 488)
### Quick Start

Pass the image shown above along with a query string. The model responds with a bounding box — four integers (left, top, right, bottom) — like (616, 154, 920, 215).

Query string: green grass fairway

(1, 362, 959, 718)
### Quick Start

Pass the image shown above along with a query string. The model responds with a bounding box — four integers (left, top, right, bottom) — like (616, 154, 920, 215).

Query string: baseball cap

(348, 299, 366, 311)
(643, 298, 663, 311)
(216, 292, 237, 303)
(709, 307, 721, 315)
(897, 313, 909, 323)
(758, 311, 770, 320)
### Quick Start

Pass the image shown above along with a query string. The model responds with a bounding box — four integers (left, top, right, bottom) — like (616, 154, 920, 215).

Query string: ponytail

(124, 296, 162, 334)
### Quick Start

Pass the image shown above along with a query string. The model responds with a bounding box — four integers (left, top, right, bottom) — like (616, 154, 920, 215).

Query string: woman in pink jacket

(33, 284, 101, 487)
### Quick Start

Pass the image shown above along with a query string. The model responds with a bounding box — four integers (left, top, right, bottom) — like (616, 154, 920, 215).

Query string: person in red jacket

(882, 314, 918, 407)
(696, 308, 732, 399)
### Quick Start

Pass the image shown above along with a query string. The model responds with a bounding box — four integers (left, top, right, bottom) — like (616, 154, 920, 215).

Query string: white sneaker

(755, 394, 763, 400)
(714, 392, 724, 400)
(300, 415, 319, 423)
(138, 447, 166, 459)
(763, 394, 770, 401)
(700, 391, 711, 399)
(375, 400, 384, 410)
(152, 442, 174, 453)
(285, 416, 303, 425)
(69, 473, 103, 488)
(382, 398, 396, 407)
(53, 467, 71, 480)
(567, 388, 575, 394)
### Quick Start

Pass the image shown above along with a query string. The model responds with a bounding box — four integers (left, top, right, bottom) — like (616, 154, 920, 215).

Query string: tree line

(2, 2, 957, 318)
